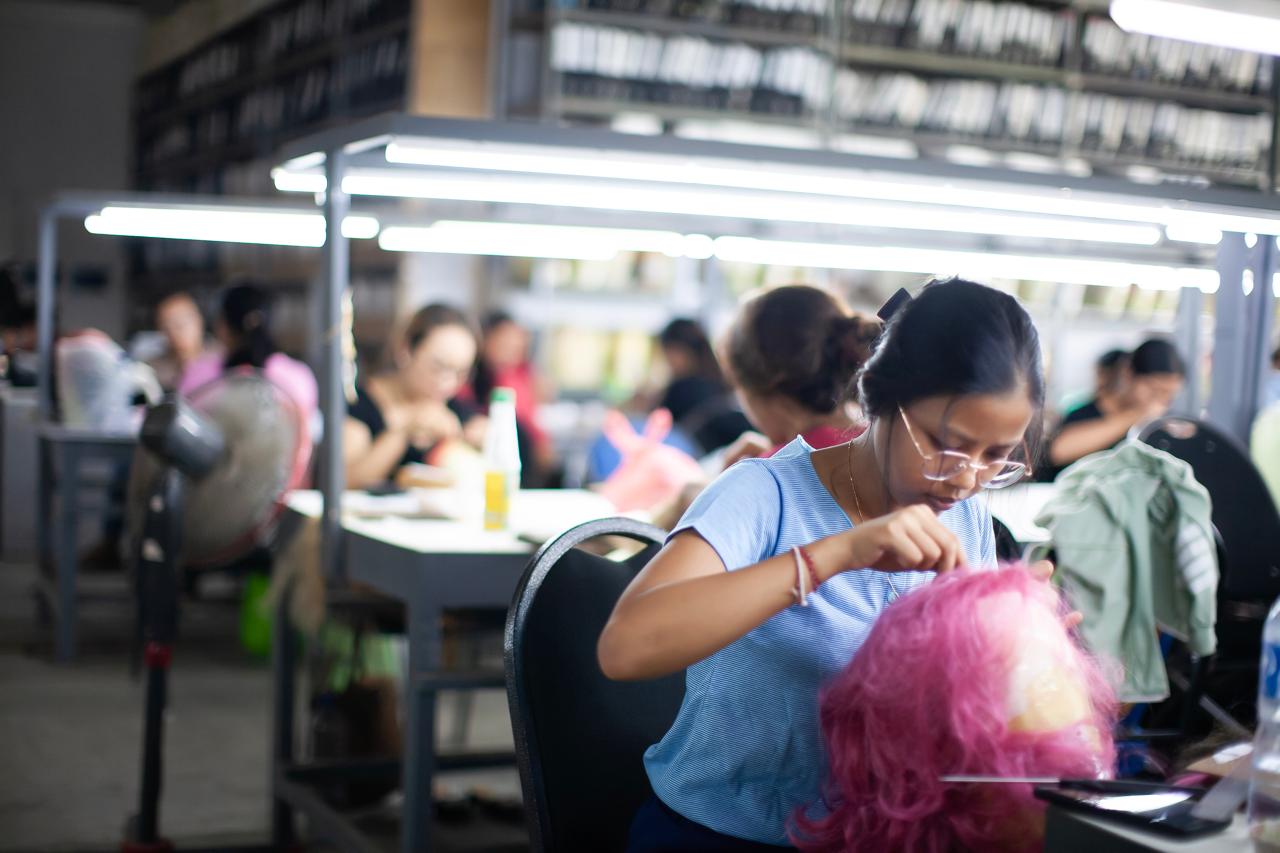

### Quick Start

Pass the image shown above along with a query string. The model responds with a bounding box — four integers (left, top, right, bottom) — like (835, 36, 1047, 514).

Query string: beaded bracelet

(790, 546, 810, 607)
(796, 544, 821, 595)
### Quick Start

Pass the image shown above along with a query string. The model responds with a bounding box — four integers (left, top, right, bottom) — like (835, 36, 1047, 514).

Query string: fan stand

(122, 468, 279, 853)
(123, 468, 182, 853)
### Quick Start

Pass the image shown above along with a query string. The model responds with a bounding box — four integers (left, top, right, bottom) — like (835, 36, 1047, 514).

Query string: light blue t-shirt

(644, 437, 996, 845)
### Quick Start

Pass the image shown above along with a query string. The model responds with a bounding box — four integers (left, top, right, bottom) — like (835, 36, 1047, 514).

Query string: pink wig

(792, 566, 1116, 853)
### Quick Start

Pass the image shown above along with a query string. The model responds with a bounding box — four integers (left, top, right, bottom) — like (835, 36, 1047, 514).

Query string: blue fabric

(586, 416, 700, 481)
(643, 438, 997, 845)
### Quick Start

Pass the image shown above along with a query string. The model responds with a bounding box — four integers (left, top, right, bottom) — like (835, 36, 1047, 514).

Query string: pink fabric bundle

(793, 566, 1116, 853)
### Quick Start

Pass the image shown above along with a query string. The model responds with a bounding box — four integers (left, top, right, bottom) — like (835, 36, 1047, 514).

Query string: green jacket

(1032, 441, 1217, 702)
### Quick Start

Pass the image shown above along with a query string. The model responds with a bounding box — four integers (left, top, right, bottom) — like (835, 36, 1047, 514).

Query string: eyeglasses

(424, 355, 473, 382)
(897, 406, 1029, 489)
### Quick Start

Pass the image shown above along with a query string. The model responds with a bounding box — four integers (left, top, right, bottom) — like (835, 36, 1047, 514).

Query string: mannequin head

(793, 566, 1116, 853)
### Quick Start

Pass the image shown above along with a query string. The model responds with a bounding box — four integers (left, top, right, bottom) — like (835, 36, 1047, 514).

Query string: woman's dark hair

(221, 283, 277, 369)
(474, 310, 520, 404)
(659, 318, 723, 383)
(857, 278, 1045, 462)
(0, 264, 34, 331)
(1130, 338, 1185, 377)
(728, 285, 880, 415)
(1097, 348, 1129, 371)
(402, 303, 474, 353)
(481, 309, 515, 337)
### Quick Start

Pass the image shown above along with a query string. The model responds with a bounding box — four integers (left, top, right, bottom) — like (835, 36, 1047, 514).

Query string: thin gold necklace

(845, 439, 867, 522)
(844, 440, 904, 602)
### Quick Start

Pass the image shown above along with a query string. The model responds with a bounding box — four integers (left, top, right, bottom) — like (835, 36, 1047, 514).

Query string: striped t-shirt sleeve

(669, 460, 783, 572)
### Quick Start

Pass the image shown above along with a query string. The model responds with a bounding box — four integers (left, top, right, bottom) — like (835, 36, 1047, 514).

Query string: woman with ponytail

(723, 285, 880, 460)
(178, 283, 317, 421)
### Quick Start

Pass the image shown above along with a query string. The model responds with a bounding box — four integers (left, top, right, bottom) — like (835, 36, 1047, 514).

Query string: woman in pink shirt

(179, 284, 318, 422)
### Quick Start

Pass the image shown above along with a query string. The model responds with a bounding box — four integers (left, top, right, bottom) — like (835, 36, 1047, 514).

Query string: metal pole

(320, 151, 349, 583)
(1250, 239, 1278, 416)
(36, 208, 57, 423)
(1209, 234, 1250, 439)
(1208, 233, 1277, 441)
(1173, 286, 1203, 416)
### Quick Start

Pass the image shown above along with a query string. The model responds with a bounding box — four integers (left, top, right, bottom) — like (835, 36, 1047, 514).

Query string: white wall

(0, 0, 143, 339)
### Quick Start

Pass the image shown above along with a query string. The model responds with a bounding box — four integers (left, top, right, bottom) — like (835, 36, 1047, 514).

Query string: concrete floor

(0, 560, 525, 852)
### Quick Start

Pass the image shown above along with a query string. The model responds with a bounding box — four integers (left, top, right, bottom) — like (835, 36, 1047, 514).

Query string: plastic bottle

(1249, 596, 1280, 850)
(482, 387, 521, 531)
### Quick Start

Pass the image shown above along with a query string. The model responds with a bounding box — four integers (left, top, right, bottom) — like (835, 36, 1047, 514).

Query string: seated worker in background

(465, 311, 558, 486)
(1045, 337, 1185, 478)
(344, 303, 484, 490)
(655, 318, 753, 455)
(1058, 347, 1129, 421)
(0, 265, 36, 386)
(720, 285, 880, 465)
(180, 283, 318, 424)
(147, 291, 218, 392)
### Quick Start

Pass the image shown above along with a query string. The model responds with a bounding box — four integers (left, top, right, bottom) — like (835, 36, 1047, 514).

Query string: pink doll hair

(792, 565, 1117, 853)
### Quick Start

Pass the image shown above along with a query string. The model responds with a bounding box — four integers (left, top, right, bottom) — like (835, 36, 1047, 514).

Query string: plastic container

(1249, 595, 1280, 849)
(482, 387, 521, 531)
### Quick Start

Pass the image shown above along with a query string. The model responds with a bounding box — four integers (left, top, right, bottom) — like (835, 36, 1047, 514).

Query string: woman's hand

(406, 405, 462, 448)
(843, 504, 964, 575)
(1027, 558, 1084, 630)
(722, 431, 772, 468)
(380, 404, 414, 438)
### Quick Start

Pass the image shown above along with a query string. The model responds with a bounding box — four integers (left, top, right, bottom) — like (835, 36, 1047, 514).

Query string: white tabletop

(982, 482, 1057, 546)
(285, 488, 625, 554)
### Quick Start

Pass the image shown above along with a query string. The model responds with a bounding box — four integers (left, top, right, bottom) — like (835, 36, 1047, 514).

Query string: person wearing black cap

(1046, 337, 1185, 477)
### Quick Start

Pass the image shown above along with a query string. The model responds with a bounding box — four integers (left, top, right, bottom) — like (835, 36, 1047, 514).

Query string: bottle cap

(490, 387, 516, 404)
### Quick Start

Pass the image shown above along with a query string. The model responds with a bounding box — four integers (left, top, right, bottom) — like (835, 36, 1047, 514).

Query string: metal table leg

(55, 441, 81, 662)
(402, 605, 443, 853)
(271, 581, 298, 847)
(37, 435, 52, 574)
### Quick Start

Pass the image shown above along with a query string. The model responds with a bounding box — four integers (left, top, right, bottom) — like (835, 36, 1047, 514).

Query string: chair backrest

(1139, 416, 1280, 602)
(505, 517, 685, 853)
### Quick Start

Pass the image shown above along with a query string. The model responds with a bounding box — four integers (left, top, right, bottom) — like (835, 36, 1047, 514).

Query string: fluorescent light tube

(711, 236, 1219, 292)
(382, 137, 1280, 235)
(87, 208, 325, 246)
(340, 215, 380, 239)
(278, 159, 1280, 240)
(378, 221, 691, 260)
(84, 206, 377, 245)
(282, 169, 1161, 245)
(278, 132, 1280, 240)
(271, 168, 327, 194)
(1111, 0, 1280, 57)
(1164, 223, 1223, 245)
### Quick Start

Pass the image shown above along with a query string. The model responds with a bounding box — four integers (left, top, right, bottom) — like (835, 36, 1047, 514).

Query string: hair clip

(878, 288, 912, 321)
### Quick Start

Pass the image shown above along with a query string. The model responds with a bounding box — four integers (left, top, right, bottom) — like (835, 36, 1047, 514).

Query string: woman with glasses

(343, 303, 483, 490)
(599, 278, 1047, 851)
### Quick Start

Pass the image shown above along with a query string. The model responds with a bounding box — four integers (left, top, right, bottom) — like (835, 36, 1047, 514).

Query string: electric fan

(122, 372, 311, 852)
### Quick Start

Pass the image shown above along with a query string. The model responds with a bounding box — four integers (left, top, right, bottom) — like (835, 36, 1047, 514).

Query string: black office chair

(991, 516, 1023, 563)
(1139, 416, 1280, 616)
(504, 517, 685, 853)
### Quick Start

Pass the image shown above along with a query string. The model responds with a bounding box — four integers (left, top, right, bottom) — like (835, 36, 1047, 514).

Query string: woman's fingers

(888, 507, 960, 573)
(1063, 611, 1084, 631)
(1029, 559, 1055, 582)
